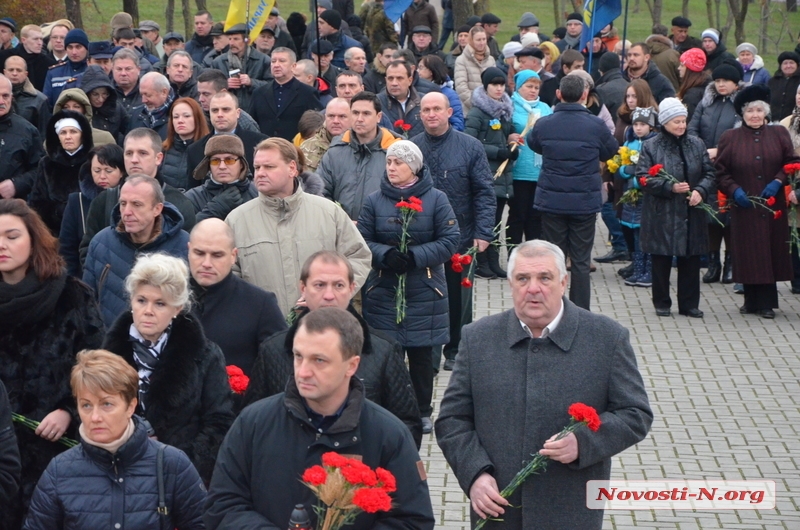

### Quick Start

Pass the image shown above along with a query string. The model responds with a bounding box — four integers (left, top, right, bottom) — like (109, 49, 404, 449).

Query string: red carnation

(450, 253, 462, 264)
(568, 403, 602, 432)
(302, 465, 328, 486)
(451, 262, 464, 273)
(226, 365, 250, 394)
(774, 210, 783, 220)
(461, 278, 473, 288)
(460, 254, 472, 265)
(395, 200, 411, 209)
(766, 196, 777, 207)
(638, 177, 648, 187)
(321, 452, 349, 468)
(352, 488, 393, 513)
(784, 163, 800, 174)
(393, 119, 404, 128)
(407, 202, 423, 212)
(376, 467, 397, 493)
(402, 123, 412, 132)
(409, 196, 422, 205)
(648, 164, 664, 177)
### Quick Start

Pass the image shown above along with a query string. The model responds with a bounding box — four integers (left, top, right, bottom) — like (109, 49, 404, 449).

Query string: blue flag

(384, 0, 413, 24)
(580, 0, 622, 52)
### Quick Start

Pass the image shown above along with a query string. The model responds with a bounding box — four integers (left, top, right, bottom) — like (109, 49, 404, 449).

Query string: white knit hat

(658, 98, 688, 125)
(386, 140, 424, 174)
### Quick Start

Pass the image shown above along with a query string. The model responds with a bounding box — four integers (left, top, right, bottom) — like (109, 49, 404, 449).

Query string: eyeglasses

(209, 157, 239, 166)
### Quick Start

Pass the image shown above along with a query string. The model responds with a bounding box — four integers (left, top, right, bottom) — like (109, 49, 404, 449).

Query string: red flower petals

(638, 177, 648, 187)
(784, 163, 800, 174)
(461, 278, 473, 288)
(568, 402, 602, 432)
(226, 365, 249, 394)
(352, 487, 393, 513)
(321, 452, 349, 468)
(648, 164, 664, 177)
(302, 465, 327, 486)
(376, 467, 397, 493)
(774, 210, 783, 220)
(460, 254, 472, 265)
(451, 262, 464, 273)
(766, 196, 777, 207)
(396, 197, 423, 212)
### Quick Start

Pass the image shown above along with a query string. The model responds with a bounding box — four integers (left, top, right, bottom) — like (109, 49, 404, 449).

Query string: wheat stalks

(495, 111, 539, 179)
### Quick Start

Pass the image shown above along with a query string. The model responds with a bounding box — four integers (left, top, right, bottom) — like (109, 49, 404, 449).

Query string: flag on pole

(383, 0, 413, 24)
(225, 0, 275, 41)
(580, 0, 622, 51)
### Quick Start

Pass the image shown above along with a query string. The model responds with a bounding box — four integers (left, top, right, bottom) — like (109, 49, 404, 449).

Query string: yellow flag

(224, 0, 275, 41)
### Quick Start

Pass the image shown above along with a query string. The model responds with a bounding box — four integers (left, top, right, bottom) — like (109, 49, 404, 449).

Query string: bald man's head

(0, 75, 11, 118)
(419, 92, 452, 136)
(188, 218, 238, 287)
(3, 56, 27, 85)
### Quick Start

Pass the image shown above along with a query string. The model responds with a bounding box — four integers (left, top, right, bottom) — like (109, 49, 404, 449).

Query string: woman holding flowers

(638, 98, 716, 318)
(716, 85, 800, 318)
(0, 199, 104, 527)
(358, 141, 459, 433)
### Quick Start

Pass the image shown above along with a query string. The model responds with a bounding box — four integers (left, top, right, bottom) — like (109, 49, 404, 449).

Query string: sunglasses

(209, 157, 239, 166)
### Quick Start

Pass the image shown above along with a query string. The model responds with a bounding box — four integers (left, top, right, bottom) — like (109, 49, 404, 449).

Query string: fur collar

(371, 57, 387, 75)
(471, 86, 513, 121)
(299, 171, 325, 196)
(700, 81, 742, 107)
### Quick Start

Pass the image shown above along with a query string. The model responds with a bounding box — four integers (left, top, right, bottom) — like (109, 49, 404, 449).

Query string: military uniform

(300, 127, 333, 171)
(43, 59, 87, 108)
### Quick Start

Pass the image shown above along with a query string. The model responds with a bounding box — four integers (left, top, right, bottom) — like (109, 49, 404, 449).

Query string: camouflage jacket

(300, 127, 333, 171)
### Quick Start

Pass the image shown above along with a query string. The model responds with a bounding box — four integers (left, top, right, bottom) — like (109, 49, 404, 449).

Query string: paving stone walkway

(424, 220, 800, 529)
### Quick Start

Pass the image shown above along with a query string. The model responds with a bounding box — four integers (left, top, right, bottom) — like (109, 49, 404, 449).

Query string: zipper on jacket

(427, 267, 431, 279)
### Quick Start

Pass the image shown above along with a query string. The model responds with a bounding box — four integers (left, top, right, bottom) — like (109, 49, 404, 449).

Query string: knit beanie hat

(514, 70, 540, 93)
(680, 48, 706, 72)
(65, 29, 89, 49)
(386, 140, 424, 174)
(481, 67, 506, 89)
(735, 42, 757, 57)
(631, 106, 657, 127)
(502, 42, 523, 59)
(193, 134, 249, 181)
(658, 97, 688, 125)
(520, 33, 540, 47)
(319, 9, 342, 30)
(701, 28, 719, 44)
(456, 25, 471, 36)
(598, 52, 620, 73)
(712, 63, 742, 83)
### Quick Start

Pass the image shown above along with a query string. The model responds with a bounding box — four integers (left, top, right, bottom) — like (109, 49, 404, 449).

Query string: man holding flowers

(436, 240, 653, 529)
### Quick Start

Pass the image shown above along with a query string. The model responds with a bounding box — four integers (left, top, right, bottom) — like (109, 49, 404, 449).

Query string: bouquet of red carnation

(639, 165, 723, 226)
(450, 222, 510, 289)
(474, 403, 602, 529)
(393, 119, 412, 138)
(784, 163, 800, 251)
(394, 197, 423, 323)
(226, 365, 250, 394)
(301, 452, 396, 530)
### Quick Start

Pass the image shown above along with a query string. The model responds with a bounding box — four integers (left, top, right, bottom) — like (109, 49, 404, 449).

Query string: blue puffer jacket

(24, 416, 206, 530)
(411, 127, 496, 251)
(440, 79, 465, 131)
(358, 167, 460, 347)
(527, 102, 619, 215)
(618, 131, 656, 228)
(82, 203, 190, 327)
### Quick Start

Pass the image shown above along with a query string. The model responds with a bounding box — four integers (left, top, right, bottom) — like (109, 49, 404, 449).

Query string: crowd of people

(0, 2, 799, 528)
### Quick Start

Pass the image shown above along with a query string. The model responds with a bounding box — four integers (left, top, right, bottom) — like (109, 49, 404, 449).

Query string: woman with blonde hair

(454, 25, 496, 111)
(24, 349, 206, 528)
(102, 253, 234, 483)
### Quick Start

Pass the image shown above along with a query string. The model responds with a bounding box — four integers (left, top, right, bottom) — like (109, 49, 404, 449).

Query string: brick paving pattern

(424, 221, 800, 529)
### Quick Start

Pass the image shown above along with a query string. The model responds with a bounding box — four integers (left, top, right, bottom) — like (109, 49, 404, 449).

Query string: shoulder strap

(79, 193, 86, 234)
(157, 443, 169, 516)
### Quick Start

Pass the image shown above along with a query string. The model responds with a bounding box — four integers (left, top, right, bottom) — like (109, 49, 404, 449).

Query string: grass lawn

(83, 0, 799, 66)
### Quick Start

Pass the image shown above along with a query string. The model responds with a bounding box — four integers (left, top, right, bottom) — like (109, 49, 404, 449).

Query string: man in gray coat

(436, 240, 653, 529)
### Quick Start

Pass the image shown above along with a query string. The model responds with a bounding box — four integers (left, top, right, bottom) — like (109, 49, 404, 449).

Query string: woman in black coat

(0, 380, 20, 509)
(28, 110, 94, 235)
(58, 144, 126, 278)
(24, 350, 205, 529)
(102, 253, 234, 484)
(358, 140, 460, 431)
(638, 98, 716, 319)
(80, 65, 128, 144)
(0, 199, 105, 528)
(160, 97, 210, 190)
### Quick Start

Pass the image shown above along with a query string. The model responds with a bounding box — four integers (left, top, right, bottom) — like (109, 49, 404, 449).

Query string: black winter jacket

(528, 102, 619, 215)
(243, 305, 422, 446)
(115, 82, 142, 114)
(81, 65, 128, 144)
(705, 43, 736, 73)
(185, 176, 258, 221)
(411, 127, 496, 251)
(191, 272, 286, 378)
(0, 380, 20, 508)
(129, 96, 172, 140)
(595, 68, 629, 122)
(0, 275, 104, 529)
(186, 130, 268, 187)
(211, 50, 273, 112)
(204, 378, 435, 530)
(687, 82, 741, 149)
(638, 131, 715, 256)
(161, 138, 195, 190)
(378, 87, 424, 138)
(59, 161, 107, 277)
(103, 311, 235, 484)
(0, 111, 44, 199)
(24, 416, 206, 529)
(623, 61, 676, 103)
(768, 69, 800, 121)
(185, 33, 214, 64)
(0, 44, 56, 91)
(11, 80, 51, 131)
(28, 110, 94, 235)
(358, 167, 459, 347)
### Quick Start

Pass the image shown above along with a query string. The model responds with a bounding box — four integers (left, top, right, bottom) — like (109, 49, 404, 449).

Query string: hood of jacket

(299, 171, 325, 196)
(378, 163, 434, 199)
(334, 126, 399, 151)
(598, 68, 624, 84)
(741, 55, 765, 72)
(371, 56, 387, 75)
(646, 34, 673, 54)
(54, 88, 95, 121)
(77, 158, 109, 201)
(111, 201, 186, 245)
(471, 85, 513, 121)
(80, 65, 119, 110)
(44, 109, 94, 159)
(700, 80, 743, 107)
(707, 42, 729, 63)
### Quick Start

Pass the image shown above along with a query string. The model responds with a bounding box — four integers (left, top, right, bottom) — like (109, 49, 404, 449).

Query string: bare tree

(195, 0, 207, 12)
(726, 0, 749, 44)
(682, 0, 689, 18)
(473, 0, 488, 16)
(123, 0, 139, 26)
(452, 0, 473, 28)
(553, 0, 561, 28)
(166, 0, 175, 33)
(182, 0, 191, 42)
(643, 0, 663, 26)
(64, 0, 82, 28)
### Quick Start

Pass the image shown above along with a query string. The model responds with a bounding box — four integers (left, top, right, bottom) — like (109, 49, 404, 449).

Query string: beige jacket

(225, 182, 372, 313)
(454, 45, 497, 111)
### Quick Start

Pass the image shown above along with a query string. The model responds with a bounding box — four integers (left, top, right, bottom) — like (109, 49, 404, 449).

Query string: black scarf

(0, 271, 67, 328)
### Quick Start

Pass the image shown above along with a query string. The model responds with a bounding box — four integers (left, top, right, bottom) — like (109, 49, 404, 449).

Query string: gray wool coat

(435, 301, 653, 529)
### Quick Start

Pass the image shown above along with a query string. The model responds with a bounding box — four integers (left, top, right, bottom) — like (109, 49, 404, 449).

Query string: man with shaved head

(189, 218, 286, 378)
(411, 91, 496, 376)
(0, 73, 43, 199)
(300, 97, 352, 171)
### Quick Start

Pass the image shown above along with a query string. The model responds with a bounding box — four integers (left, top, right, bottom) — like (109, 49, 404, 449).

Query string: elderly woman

(779, 84, 800, 152)
(638, 98, 716, 318)
(769, 51, 800, 121)
(0, 199, 104, 527)
(716, 85, 800, 318)
(185, 134, 258, 221)
(102, 253, 234, 483)
(358, 140, 460, 434)
(28, 110, 94, 235)
(24, 350, 206, 528)
(736, 42, 770, 87)
(161, 97, 210, 190)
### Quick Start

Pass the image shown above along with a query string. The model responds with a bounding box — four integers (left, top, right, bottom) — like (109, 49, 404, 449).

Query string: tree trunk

(707, 0, 715, 28)
(166, 0, 175, 33)
(195, 0, 207, 12)
(182, 0, 192, 44)
(570, 0, 582, 13)
(552, 0, 561, 27)
(452, 0, 473, 29)
(64, 0, 83, 28)
(123, 0, 139, 26)
(726, 0, 749, 45)
(759, 0, 769, 54)
(473, 0, 489, 16)
(633, 0, 640, 14)
(643, 0, 662, 26)
(682, 0, 689, 17)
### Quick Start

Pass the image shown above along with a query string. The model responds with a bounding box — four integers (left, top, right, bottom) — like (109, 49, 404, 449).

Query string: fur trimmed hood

(44, 109, 94, 159)
(471, 85, 513, 121)
(700, 81, 743, 107)
(371, 56, 387, 75)
(299, 171, 325, 196)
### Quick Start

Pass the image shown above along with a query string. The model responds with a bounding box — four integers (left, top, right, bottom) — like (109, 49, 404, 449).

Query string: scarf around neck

(80, 418, 135, 454)
(129, 323, 171, 411)
(0, 271, 66, 328)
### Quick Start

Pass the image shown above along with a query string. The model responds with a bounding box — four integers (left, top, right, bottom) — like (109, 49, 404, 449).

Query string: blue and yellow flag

(225, 0, 275, 41)
(580, 0, 622, 51)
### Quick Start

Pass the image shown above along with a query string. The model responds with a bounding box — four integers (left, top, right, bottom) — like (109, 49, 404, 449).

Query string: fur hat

(712, 63, 742, 83)
(658, 97, 688, 125)
(386, 140, 424, 174)
(319, 9, 342, 30)
(680, 48, 707, 72)
(778, 51, 800, 67)
(193, 134, 249, 181)
(733, 84, 771, 117)
(631, 106, 657, 127)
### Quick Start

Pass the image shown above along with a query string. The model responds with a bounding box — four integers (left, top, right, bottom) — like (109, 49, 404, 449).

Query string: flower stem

(11, 413, 79, 448)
